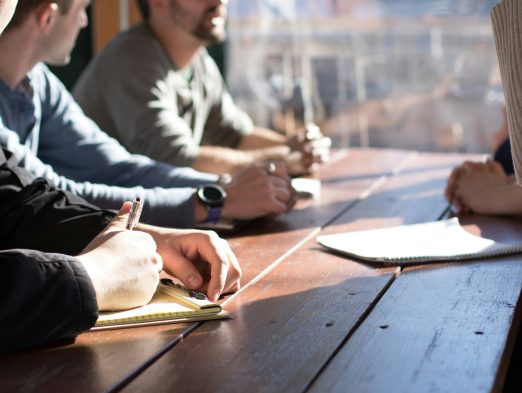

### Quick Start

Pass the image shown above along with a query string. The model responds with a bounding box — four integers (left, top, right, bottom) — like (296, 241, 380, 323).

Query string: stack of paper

(317, 218, 522, 265)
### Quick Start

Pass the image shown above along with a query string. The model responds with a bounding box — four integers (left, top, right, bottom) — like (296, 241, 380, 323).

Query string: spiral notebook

(317, 218, 522, 265)
(92, 279, 229, 330)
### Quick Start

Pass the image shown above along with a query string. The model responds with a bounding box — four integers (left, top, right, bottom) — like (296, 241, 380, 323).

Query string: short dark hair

(6, 0, 73, 30)
(136, 0, 149, 20)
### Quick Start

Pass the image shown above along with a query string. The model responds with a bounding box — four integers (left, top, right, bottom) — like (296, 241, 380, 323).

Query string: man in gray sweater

(74, 0, 331, 176)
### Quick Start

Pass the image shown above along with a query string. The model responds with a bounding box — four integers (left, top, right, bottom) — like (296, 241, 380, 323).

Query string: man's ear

(33, 2, 59, 33)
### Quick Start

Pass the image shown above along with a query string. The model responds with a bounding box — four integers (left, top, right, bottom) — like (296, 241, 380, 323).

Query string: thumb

(106, 201, 133, 232)
(487, 159, 506, 176)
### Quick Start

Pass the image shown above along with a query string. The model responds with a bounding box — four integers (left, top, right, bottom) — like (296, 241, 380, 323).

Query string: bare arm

(192, 126, 331, 176)
(191, 143, 290, 175)
(237, 127, 288, 149)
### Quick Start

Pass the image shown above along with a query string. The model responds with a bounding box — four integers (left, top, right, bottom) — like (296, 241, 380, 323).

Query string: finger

(105, 201, 133, 233)
(445, 174, 459, 201)
(285, 188, 298, 211)
(304, 123, 322, 140)
(487, 159, 506, 176)
(219, 238, 241, 293)
(304, 137, 332, 152)
(201, 236, 231, 301)
(461, 161, 480, 173)
(269, 193, 291, 215)
(265, 174, 292, 190)
(267, 161, 288, 177)
(302, 151, 325, 166)
(164, 254, 204, 291)
(271, 181, 293, 204)
(452, 197, 464, 213)
(445, 165, 466, 200)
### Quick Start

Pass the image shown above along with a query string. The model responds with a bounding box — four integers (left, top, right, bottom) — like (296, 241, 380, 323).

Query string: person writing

(0, 1, 240, 355)
(73, 0, 331, 176)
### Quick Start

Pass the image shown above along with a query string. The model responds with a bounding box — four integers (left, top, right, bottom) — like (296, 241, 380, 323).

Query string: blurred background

(59, 0, 504, 154)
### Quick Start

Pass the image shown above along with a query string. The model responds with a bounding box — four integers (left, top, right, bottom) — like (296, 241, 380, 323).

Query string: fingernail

(210, 290, 221, 302)
(187, 275, 199, 289)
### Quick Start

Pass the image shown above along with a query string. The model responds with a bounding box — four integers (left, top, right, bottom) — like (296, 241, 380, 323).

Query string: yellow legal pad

(92, 279, 229, 330)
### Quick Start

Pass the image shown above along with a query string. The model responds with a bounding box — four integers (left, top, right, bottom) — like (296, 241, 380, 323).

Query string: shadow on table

(228, 176, 449, 237)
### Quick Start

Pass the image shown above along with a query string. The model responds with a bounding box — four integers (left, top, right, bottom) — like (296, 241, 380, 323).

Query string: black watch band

(197, 184, 227, 221)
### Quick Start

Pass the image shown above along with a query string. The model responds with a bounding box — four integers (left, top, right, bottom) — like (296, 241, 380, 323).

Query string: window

(226, 0, 503, 153)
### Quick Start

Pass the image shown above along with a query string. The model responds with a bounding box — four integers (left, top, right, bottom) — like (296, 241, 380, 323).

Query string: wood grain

(120, 152, 471, 393)
(226, 149, 415, 286)
(309, 217, 522, 393)
(0, 149, 410, 393)
(0, 324, 191, 393)
(2, 150, 496, 393)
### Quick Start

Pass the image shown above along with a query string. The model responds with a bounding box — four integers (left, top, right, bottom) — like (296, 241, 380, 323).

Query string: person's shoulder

(195, 49, 222, 77)
(96, 22, 162, 64)
(29, 63, 64, 91)
(29, 63, 52, 79)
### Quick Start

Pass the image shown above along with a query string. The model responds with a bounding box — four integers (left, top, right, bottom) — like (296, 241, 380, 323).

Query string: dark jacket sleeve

(0, 250, 98, 353)
(0, 148, 115, 351)
(0, 148, 115, 254)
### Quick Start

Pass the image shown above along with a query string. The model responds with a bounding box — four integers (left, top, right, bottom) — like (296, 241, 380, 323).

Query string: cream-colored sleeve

(492, 0, 522, 185)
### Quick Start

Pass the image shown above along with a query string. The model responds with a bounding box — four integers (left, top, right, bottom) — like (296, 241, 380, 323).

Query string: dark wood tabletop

(1, 148, 520, 393)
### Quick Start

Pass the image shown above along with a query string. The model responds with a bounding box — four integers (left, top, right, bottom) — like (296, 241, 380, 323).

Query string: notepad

(92, 279, 229, 330)
(317, 218, 522, 265)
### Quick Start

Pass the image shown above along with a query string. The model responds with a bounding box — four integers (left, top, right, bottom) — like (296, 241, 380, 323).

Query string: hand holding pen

(122, 197, 241, 302)
(77, 200, 163, 310)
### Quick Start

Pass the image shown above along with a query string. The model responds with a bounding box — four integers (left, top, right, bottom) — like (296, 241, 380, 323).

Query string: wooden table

(1, 148, 521, 393)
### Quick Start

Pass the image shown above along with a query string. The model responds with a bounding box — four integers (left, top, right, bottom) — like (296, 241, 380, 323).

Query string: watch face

(198, 185, 227, 207)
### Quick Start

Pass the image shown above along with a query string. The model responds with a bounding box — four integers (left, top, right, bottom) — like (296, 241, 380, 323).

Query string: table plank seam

(103, 323, 202, 393)
(303, 266, 401, 393)
(119, 149, 419, 391)
(106, 149, 421, 392)
(223, 151, 418, 307)
(222, 227, 323, 307)
(489, 287, 522, 393)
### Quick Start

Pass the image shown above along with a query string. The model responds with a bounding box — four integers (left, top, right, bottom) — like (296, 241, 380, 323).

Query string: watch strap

(207, 206, 222, 222)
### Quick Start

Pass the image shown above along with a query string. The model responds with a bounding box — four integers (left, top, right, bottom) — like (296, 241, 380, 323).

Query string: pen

(126, 197, 143, 230)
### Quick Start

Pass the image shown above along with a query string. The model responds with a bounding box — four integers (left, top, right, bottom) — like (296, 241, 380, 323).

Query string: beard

(168, 0, 227, 45)
(193, 15, 227, 45)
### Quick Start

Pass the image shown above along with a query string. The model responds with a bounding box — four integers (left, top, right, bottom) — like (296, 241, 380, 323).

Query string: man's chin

(45, 55, 72, 67)
(198, 30, 226, 46)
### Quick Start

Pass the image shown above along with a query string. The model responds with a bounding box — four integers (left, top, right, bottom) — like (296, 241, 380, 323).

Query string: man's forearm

(237, 127, 287, 150)
(192, 144, 290, 175)
(192, 145, 254, 175)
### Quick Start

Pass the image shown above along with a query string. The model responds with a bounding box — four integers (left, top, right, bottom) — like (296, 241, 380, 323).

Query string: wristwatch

(197, 184, 227, 222)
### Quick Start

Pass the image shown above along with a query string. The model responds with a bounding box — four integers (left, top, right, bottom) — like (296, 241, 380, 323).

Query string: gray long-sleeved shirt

(0, 63, 218, 228)
(73, 22, 254, 167)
